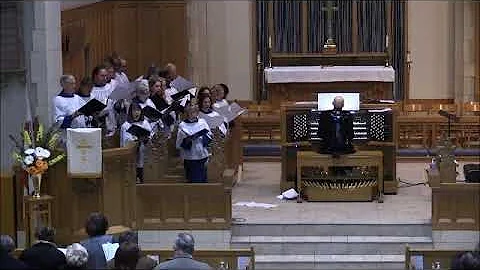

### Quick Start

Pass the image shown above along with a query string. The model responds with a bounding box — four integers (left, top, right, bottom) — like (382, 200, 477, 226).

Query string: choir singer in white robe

(90, 65, 117, 136)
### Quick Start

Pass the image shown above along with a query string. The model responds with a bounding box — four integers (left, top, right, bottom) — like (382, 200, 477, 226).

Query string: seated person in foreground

(107, 231, 157, 270)
(120, 103, 153, 183)
(319, 96, 355, 155)
(0, 235, 28, 270)
(19, 226, 66, 270)
(176, 103, 213, 183)
(63, 243, 89, 270)
(153, 233, 211, 270)
(80, 213, 114, 270)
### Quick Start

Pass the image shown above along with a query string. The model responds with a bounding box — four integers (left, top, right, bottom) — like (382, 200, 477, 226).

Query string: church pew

(141, 248, 255, 270)
(404, 246, 472, 270)
(432, 183, 480, 231)
(136, 183, 232, 230)
(11, 247, 255, 270)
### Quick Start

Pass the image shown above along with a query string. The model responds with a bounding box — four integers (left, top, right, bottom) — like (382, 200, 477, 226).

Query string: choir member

(76, 77, 97, 128)
(196, 86, 210, 98)
(132, 79, 165, 133)
(198, 94, 228, 135)
(165, 63, 178, 82)
(212, 83, 229, 108)
(112, 57, 129, 84)
(53, 75, 86, 130)
(176, 103, 212, 183)
(120, 102, 153, 183)
(90, 65, 117, 136)
(149, 75, 171, 104)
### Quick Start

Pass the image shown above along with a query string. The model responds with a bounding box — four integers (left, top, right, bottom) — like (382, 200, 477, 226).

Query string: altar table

(265, 66, 395, 108)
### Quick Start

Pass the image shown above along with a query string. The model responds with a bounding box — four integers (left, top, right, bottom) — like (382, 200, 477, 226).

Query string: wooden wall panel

(113, 3, 139, 77)
(0, 174, 15, 239)
(158, 2, 187, 76)
(62, 1, 187, 82)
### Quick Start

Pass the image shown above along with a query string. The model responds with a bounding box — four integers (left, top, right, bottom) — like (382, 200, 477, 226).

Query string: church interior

(0, 1, 479, 269)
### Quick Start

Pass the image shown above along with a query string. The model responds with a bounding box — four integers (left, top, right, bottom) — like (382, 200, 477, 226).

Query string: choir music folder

(171, 88, 195, 101)
(189, 128, 209, 139)
(126, 124, 151, 138)
(142, 106, 162, 120)
(78, 99, 107, 116)
(150, 95, 170, 112)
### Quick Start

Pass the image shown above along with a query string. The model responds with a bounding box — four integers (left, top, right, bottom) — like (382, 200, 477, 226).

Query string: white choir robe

(115, 72, 129, 84)
(164, 87, 178, 101)
(176, 118, 212, 161)
(53, 94, 87, 128)
(91, 82, 117, 136)
(120, 120, 153, 168)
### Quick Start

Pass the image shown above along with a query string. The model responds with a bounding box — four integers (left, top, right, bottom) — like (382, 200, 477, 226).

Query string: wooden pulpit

(45, 144, 137, 245)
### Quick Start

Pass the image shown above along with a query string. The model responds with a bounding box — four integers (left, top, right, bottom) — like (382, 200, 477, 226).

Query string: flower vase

(30, 173, 42, 198)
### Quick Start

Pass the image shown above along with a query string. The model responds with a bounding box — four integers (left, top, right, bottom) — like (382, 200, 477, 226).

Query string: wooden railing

(397, 115, 480, 149)
(136, 183, 232, 230)
(405, 246, 472, 270)
(432, 183, 480, 231)
(142, 248, 255, 270)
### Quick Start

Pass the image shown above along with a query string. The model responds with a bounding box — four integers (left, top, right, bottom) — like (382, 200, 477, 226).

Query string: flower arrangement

(10, 119, 65, 197)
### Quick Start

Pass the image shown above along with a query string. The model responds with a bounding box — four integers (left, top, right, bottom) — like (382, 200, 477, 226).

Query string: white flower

(24, 148, 35, 155)
(24, 155, 34, 165)
(35, 147, 51, 158)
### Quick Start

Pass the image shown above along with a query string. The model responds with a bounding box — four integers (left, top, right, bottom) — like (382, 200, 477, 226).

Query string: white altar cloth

(265, 66, 395, 84)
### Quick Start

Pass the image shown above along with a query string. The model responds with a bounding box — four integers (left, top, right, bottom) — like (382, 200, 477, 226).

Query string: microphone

(438, 110, 459, 122)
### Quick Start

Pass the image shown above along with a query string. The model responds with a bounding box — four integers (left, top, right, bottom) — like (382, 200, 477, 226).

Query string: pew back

(142, 248, 255, 270)
(432, 183, 480, 231)
(405, 246, 473, 270)
(136, 183, 232, 230)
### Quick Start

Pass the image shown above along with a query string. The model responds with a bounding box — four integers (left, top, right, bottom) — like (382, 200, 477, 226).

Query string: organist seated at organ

(318, 96, 355, 156)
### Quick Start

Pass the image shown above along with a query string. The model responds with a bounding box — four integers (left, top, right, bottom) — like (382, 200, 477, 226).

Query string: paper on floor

(234, 201, 278, 208)
(277, 188, 298, 200)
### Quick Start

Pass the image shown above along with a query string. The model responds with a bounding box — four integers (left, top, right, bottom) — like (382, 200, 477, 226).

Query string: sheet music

(58, 248, 67, 255)
(109, 82, 136, 100)
(214, 102, 247, 122)
(170, 76, 195, 92)
(200, 113, 227, 135)
(102, 242, 119, 262)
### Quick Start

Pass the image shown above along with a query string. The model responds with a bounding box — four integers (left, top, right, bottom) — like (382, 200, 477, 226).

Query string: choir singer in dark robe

(319, 96, 355, 156)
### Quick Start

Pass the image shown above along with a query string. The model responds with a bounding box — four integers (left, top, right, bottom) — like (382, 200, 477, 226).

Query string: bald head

(165, 63, 177, 80)
(332, 96, 344, 110)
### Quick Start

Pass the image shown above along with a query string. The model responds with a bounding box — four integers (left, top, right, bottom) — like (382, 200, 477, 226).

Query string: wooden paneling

(40, 145, 136, 245)
(397, 115, 480, 148)
(0, 174, 16, 239)
(476, 2, 480, 101)
(136, 183, 232, 230)
(61, 1, 187, 81)
(432, 183, 480, 231)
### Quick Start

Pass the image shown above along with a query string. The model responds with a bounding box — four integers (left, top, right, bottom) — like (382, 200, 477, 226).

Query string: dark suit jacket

(19, 241, 66, 270)
(319, 110, 355, 154)
(0, 251, 29, 270)
(107, 255, 157, 269)
(80, 234, 114, 270)
(154, 255, 211, 270)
